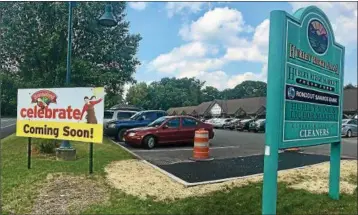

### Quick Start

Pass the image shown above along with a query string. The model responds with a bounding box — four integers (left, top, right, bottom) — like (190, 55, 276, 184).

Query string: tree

(0, 2, 141, 115)
(230, 81, 267, 98)
(0, 73, 20, 116)
(344, 83, 357, 90)
(126, 82, 152, 109)
(202, 86, 221, 102)
(126, 77, 205, 111)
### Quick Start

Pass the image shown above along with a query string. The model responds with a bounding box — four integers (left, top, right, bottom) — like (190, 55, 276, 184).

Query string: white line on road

(1, 120, 16, 123)
(1, 123, 16, 129)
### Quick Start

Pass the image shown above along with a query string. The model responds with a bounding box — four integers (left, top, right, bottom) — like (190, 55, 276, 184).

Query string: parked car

(236, 118, 255, 131)
(103, 110, 137, 127)
(104, 110, 167, 141)
(215, 118, 233, 129)
(341, 119, 358, 138)
(213, 118, 233, 129)
(224, 118, 241, 130)
(109, 104, 142, 111)
(249, 119, 266, 133)
(123, 116, 214, 149)
(205, 118, 218, 125)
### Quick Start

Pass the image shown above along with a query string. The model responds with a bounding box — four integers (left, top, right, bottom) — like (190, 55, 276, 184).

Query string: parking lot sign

(262, 6, 344, 215)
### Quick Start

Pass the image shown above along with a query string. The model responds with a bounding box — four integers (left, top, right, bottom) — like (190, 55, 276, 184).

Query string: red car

(123, 116, 214, 149)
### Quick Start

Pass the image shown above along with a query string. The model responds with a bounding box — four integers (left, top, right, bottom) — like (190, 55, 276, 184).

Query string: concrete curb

(109, 139, 144, 160)
(109, 138, 192, 187)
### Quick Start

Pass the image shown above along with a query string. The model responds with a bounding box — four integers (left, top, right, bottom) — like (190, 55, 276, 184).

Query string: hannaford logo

(22, 90, 84, 120)
(31, 90, 57, 109)
(307, 19, 328, 54)
(287, 87, 296, 99)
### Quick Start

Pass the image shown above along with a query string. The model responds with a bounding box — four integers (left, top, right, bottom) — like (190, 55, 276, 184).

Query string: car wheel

(143, 135, 156, 149)
(116, 128, 127, 142)
(347, 130, 352, 138)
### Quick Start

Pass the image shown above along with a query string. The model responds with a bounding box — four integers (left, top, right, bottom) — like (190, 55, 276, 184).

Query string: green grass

(1, 135, 357, 215)
(1, 135, 133, 214)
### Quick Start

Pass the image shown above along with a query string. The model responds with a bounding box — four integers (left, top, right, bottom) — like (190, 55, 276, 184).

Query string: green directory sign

(262, 6, 344, 215)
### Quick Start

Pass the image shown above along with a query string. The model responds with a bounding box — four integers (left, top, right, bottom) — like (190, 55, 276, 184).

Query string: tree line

(125, 78, 268, 111)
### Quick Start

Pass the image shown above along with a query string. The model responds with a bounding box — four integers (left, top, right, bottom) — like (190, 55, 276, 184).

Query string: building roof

(215, 97, 266, 115)
(167, 106, 198, 115)
(195, 101, 214, 115)
(343, 88, 357, 112)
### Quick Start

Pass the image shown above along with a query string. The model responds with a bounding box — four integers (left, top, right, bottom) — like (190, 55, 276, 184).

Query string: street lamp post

(59, 1, 75, 149)
(58, 1, 117, 152)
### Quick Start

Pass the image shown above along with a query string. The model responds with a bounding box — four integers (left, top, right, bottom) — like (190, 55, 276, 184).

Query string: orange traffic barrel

(190, 129, 214, 161)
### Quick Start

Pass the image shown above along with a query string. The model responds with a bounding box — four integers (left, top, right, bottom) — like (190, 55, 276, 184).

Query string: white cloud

(175, 62, 267, 90)
(179, 7, 254, 45)
(289, 2, 357, 47)
(148, 7, 270, 90)
(227, 63, 267, 88)
(128, 2, 148, 11)
(148, 42, 224, 74)
(122, 83, 131, 100)
(166, 2, 207, 17)
(223, 19, 269, 63)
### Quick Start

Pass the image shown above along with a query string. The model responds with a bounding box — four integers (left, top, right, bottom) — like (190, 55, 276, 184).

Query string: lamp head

(98, 4, 117, 27)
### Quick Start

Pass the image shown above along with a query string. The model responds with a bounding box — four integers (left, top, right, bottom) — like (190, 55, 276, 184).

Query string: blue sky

(124, 2, 357, 91)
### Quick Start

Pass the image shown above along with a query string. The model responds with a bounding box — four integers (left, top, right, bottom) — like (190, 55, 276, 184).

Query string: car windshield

(104, 111, 114, 119)
(256, 119, 265, 124)
(342, 119, 350, 124)
(147, 117, 167, 127)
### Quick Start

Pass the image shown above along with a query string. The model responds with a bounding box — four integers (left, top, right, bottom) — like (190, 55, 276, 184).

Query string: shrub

(34, 139, 60, 154)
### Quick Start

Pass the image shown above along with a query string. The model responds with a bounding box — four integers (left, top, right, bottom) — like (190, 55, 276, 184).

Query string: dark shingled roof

(167, 106, 198, 115)
(215, 97, 267, 115)
(195, 101, 214, 115)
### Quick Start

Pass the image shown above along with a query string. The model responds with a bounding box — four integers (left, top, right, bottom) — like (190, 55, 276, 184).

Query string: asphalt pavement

(115, 129, 357, 165)
(0, 118, 16, 139)
(113, 129, 357, 184)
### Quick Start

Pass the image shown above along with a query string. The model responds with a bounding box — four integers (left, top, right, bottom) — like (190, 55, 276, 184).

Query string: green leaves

(125, 78, 268, 111)
(1, 2, 141, 115)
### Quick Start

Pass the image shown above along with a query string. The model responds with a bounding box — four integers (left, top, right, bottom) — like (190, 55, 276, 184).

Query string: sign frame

(262, 6, 344, 215)
(16, 87, 105, 144)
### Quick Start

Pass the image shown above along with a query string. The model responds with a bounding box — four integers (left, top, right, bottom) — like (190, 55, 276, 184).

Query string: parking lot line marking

(1, 123, 16, 129)
(131, 145, 241, 153)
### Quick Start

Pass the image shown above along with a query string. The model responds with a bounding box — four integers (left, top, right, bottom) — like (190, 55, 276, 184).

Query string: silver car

(103, 110, 137, 127)
(341, 119, 358, 138)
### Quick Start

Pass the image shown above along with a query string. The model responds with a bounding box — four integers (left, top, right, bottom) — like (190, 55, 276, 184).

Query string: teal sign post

(262, 6, 344, 215)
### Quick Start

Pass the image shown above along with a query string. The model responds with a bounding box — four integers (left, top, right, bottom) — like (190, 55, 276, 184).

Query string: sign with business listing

(262, 6, 345, 215)
(16, 87, 105, 143)
(279, 7, 343, 149)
